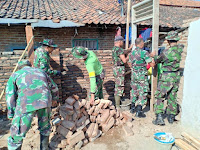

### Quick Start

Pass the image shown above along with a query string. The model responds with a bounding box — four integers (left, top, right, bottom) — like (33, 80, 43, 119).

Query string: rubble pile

(49, 96, 133, 149)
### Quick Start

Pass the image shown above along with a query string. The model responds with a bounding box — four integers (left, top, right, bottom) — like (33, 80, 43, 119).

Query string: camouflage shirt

(155, 44, 184, 72)
(129, 47, 152, 76)
(6, 66, 59, 118)
(33, 46, 58, 75)
(112, 46, 125, 66)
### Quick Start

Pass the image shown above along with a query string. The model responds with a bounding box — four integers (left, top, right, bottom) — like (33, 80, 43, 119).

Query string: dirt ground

(0, 108, 186, 150)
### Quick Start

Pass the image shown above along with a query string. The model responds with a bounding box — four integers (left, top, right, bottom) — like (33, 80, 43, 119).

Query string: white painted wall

(181, 19, 200, 139)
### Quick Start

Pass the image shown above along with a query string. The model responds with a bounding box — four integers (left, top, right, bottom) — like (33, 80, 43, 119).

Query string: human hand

(150, 51, 156, 57)
(129, 44, 134, 50)
(90, 94, 95, 105)
(52, 101, 57, 107)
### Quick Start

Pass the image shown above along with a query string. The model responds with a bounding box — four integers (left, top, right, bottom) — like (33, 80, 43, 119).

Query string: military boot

(135, 105, 146, 118)
(152, 113, 165, 126)
(16, 145, 22, 150)
(130, 102, 135, 114)
(114, 95, 121, 109)
(40, 135, 49, 150)
(167, 114, 175, 124)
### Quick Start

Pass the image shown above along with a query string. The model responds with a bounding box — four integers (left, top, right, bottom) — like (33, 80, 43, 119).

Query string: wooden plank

(135, 9, 153, 19)
(150, 0, 159, 112)
(25, 25, 34, 65)
(135, 5, 153, 15)
(132, 15, 153, 24)
(182, 132, 200, 149)
(125, 0, 131, 50)
(175, 139, 197, 150)
(132, 0, 152, 9)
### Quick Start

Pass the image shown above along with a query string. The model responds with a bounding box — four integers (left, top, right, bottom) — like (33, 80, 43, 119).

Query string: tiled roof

(160, 0, 200, 8)
(0, 0, 199, 27)
(0, 0, 128, 24)
(140, 5, 200, 28)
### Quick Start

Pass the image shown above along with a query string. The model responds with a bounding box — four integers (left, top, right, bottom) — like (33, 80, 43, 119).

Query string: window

(72, 39, 99, 50)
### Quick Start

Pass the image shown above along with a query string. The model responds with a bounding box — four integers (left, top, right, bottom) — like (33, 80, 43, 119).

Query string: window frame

(72, 39, 99, 50)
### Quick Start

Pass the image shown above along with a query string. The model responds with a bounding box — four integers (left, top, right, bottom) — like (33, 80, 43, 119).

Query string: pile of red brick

(49, 96, 133, 149)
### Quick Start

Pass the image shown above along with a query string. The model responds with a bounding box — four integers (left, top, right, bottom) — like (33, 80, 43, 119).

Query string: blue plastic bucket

(154, 132, 175, 150)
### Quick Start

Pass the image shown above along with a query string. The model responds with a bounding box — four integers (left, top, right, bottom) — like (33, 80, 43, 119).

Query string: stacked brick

(49, 96, 133, 149)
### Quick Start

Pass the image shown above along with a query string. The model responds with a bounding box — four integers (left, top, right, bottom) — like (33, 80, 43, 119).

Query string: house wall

(0, 24, 120, 52)
(182, 19, 200, 138)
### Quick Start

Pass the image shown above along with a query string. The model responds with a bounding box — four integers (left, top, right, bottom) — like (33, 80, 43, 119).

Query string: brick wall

(60, 49, 131, 102)
(0, 24, 121, 52)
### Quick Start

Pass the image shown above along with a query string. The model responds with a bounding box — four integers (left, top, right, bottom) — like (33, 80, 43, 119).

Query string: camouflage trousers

(154, 72, 180, 115)
(8, 108, 51, 150)
(94, 70, 105, 100)
(113, 66, 125, 97)
(130, 72, 149, 106)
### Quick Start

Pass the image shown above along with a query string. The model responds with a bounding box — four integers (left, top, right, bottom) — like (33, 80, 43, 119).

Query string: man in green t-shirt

(72, 46, 105, 105)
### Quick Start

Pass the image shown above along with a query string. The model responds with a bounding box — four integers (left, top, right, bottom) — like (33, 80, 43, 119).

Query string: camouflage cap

(18, 60, 31, 67)
(71, 46, 88, 59)
(165, 31, 180, 41)
(39, 39, 58, 48)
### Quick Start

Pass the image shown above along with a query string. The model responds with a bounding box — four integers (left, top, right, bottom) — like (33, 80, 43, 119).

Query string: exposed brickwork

(0, 24, 121, 52)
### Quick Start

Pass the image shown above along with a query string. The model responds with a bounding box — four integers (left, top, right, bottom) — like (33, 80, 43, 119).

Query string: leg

(95, 75, 104, 99)
(138, 78, 149, 106)
(154, 81, 170, 114)
(37, 108, 51, 150)
(130, 80, 138, 114)
(113, 67, 125, 108)
(8, 112, 35, 150)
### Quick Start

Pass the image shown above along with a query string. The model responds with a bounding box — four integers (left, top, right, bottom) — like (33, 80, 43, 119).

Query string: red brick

(88, 106, 95, 115)
(102, 117, 115, 133)
(92, 123, 99, 138)
(74, 101, 82, 110)
(81, 99, 87, 106)
(57, 125, 71, 138)
(76, 116, 87, 127)
(90, 115, 96, 123)
(100, 109, 110, 124)
(61, 120, 75, 130)
(86, 123, 95, 138)
(122, 111, 133, 122)
(65, 97, 76, 105)
(67, 131, 85, 147)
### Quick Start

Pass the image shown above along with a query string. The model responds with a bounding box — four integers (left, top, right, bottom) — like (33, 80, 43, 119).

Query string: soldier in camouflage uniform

(34, 39, 61, 76)
(6, 60, 59, 150)
(152, 31, 184, 125)
(129, 38, 155, 118)
(72, 46, 105, 105)
(112, 36, 133, 109)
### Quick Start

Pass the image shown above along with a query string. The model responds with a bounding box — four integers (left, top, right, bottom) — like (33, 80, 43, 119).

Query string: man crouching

(6, 60, 59, 150)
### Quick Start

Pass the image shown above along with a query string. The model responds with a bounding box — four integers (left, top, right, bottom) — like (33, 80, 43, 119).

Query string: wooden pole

(151, 0, 159, 111)
(126, 0, 131, 49)
(25, 25, 34, 65)
(131, 5, 137, 48)
(0, 36, 34, 101)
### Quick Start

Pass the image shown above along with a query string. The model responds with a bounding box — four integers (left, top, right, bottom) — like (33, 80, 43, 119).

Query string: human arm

(144, 51, 155, 68)
(86, 63, 96, 105)
(6, 75, 17, 119)
(39, 52, 58, 76)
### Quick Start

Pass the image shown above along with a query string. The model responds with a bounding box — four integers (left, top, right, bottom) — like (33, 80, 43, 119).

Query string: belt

(115, 64, 124, 67)
(163, 70, 179, 73)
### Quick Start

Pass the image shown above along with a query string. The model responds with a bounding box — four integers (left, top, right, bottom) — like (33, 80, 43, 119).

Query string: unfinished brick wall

(59, 49, 131, 101)
(0, 49, 131, 110)
(0, 24, 121, 52)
